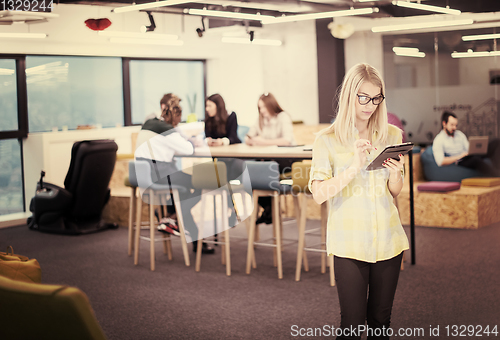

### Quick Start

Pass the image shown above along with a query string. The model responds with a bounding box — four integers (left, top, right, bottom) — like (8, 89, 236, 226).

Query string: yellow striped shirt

(308, 124, 409, 263)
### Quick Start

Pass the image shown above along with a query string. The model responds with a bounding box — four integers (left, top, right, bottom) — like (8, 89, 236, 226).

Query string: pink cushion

(417, 181, 461, 192)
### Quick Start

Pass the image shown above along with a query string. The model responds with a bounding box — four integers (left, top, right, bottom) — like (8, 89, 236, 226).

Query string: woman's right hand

(352, 139, 375, 170)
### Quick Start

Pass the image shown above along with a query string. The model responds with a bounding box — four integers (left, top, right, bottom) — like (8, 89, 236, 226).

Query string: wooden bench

(397, 151, 500, 229)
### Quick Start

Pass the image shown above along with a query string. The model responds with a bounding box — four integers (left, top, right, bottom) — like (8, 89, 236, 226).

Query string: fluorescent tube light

(392, 46, 425, 57)
(392, 47, 419, 53)
(395, 51, 425, 57)
(221, 37, 282, 46)
(0, 33, 47, 39)
(451, 51, 500, 58)
(109, 37, 184, 45)
(112, 0, 202, 13)
(187, 8, 275, 21)
(372, 19, 473, 33)
(358, 0, 380, 2)
(462, 33, 500, 42)
(98, 31, 178, 40)
(262, 8, 377, 25)
(392, 1, 461, 15)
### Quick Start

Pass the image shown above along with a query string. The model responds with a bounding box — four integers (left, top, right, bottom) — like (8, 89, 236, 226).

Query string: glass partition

(383, 29, 500, 144)
(26, 56, 124, 132)
(0, 59, 18, 132)
(0, 139, 23, 216)
(129, 59, 205, 124)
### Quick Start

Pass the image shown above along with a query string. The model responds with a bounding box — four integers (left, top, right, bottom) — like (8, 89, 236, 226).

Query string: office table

(187, 143, 416, 265)
(192, 144, 312, 160)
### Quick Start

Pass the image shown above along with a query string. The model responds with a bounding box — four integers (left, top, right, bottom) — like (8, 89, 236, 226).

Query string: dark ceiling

(56, 0, 500, 18)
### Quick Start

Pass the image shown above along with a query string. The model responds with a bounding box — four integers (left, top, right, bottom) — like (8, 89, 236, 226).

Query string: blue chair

(128, 160, 190, 271)
(237, 125, 250, 143)
(244, 161, 292, 279)
(421, 145, 483, 182)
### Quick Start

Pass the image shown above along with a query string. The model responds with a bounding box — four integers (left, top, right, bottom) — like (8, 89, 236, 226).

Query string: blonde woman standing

(308, 63, 409, 340)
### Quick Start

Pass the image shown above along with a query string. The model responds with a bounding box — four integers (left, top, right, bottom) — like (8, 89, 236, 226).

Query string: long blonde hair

(319, 63, 388, 147)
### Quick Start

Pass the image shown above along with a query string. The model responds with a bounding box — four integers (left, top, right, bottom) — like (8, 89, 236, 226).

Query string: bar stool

(292, 162, 335, 286)
(129, 160, 190, 271)
(245, 161, 293, 279)
(193, 160, 253, 276)
(192, 161, 231, 276)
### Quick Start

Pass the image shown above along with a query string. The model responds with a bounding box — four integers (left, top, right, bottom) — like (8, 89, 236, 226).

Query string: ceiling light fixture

(98, 31, 178, 40)
(462, 33, 500, 41)
(0, 32, 47, 39)
(187, 8, 275, 21)
(109, 37, 184, 46)
(112, 0, 203, 14)
(392, 47, 425, 57)
(140, 11, 156, 33)
(451, 50, 500, 58)
(392, 1, 461, 15)
(262, 7, 378, 25)
(196, 17, 206, 37)
(221, 37, 282, 46)
(372, 19, 473, 33)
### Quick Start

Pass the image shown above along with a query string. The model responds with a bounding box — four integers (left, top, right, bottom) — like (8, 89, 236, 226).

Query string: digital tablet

(365, 142, 414, 171)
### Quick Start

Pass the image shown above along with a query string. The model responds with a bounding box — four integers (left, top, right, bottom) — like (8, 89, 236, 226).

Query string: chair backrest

(128, 160, 154, 189)
(244, 161, 280, 191)
(0, 275, 107, 340)
(191, 161, 228, 190)
(64, 140, 118, 218)
(237, 125, 250, 143)
(292, 162, 312, 193)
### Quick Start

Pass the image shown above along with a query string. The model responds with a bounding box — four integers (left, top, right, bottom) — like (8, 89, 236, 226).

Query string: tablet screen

(365, 142, 414, 171)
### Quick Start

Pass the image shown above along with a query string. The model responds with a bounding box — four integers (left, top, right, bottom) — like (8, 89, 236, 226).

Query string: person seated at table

(135, 93, 214, 254)
(246, 92, 296, 224)
(205, 93, 241, 146)
(245, 92, 295, 147)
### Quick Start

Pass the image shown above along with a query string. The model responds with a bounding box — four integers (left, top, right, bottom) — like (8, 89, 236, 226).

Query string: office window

(129, 59, 205, 124)
(0, 59, 18, 132)
(383, 30, 500, 144)
(26, 56, 124, 132)
(0, 139, 23, 216)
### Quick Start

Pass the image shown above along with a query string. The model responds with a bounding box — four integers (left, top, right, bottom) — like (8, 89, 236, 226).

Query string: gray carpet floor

(1, 219, 499, 340)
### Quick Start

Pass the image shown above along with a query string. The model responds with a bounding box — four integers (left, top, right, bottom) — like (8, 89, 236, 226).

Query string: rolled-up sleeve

(308, 135, 333, 192)
(432, 137, 445, 166)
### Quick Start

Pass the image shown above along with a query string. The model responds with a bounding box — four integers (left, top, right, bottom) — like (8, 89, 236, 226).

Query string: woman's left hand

(383, 154, 405, 182)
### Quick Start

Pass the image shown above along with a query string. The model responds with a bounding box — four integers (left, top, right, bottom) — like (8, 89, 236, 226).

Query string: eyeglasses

(357, 94, 385, 105)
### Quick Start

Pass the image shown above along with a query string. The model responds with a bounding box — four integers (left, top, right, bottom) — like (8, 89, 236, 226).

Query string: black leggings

(334, 252, 404, 340)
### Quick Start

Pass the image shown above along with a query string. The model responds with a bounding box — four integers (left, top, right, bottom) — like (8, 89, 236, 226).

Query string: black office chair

(28, 139, 118, 235)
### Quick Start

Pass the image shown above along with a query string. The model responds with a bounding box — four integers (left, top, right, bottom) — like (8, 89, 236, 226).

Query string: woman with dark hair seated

(135, 93, 214, 254)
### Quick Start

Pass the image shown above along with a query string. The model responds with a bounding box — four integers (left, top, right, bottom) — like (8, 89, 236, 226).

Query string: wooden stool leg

(128, 187, 136, 256)
(160, 195, 172, 260)
(329, 255, 335, 286)
(173, 190, 190, 267)
(195, 191, 206, 272)
(320, 202, 327, 274)
(294, 195, 306, 282)
(246, 191, 260, 274)
(222, 193, 231, 276)
(134, 190, 143, 265)
(300, 194, 309, 272)
(272, 208, 277, 268)
(218, 195, 226, 266)
(273, 193, 283, 279)
(149, 192, 156, 271)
